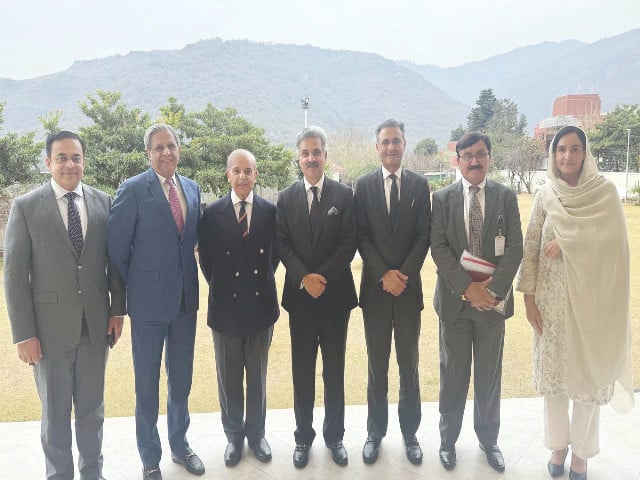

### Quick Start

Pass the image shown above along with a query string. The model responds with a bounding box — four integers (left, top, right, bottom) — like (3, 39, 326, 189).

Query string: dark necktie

(389, 173, 399, 228)
(64, 192, 83, 255)
(309, 186, 321, 237)
(469, 185, 483, 257)
(167, 178, 184, 235)
(238, 200, 249, 239)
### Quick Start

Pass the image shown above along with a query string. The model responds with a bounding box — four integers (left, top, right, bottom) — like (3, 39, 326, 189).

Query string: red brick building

(534, 94, 604, 149)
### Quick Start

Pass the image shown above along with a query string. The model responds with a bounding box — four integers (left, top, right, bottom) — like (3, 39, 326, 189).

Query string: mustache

(306, 161, 320, 168)
(468, 165, 483, 170)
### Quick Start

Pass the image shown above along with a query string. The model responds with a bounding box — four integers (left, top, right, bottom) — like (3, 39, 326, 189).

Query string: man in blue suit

(107, 124, 204, 480)
(198, 149, 279, 467)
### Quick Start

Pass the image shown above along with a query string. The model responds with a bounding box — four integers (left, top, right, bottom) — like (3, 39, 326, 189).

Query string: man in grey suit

(4, 131, 126, 480)
(430, 132, 522, 472)
(354, 119, 431, 466)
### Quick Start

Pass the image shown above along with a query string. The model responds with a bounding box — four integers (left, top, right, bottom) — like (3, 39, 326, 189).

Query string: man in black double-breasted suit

(198, 149, 279, 467)
(354, 119, 431, 466)
(275, 126, 357, 469)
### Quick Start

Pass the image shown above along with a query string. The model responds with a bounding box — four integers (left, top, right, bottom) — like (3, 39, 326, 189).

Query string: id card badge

(495, 235, 505, 256)
(495, 214, 505, 256)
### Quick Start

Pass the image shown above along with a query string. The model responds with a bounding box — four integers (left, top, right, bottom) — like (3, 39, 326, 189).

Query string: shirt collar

(231, 189, 254, 205)
(382, 166, 402, 180)
(51, 179, 83, 199)
(461, 176, 487, 192)
(155, 170, 177, 186)
(304, 174, 325, 192)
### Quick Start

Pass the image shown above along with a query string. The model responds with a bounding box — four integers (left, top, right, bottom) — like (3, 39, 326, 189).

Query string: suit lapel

(482, 180, 497, 244)
(452, 181, 467, 250)
(394, 169, 412, 235)
(81, 185, 99, 255)
(40, 184, 79, 257)
(295, 181, 314, 244)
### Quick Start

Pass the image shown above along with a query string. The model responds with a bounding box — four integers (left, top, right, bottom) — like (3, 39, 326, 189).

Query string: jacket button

(226, 251, 230, 255)
(77, 265, 82, 269)
(253, 269, 258, 274)
(255, 292, 259, 296)
(233, 293, 237, 298)
(235, 272, 240, 277)
(259, 249, 264, 254)
(77, 290, 82, 294)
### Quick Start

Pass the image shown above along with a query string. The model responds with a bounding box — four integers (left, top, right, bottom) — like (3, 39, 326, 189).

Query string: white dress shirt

(303, 174, 325, 213)
(381, 166, 402, 213)
(51, 179, 87, 238)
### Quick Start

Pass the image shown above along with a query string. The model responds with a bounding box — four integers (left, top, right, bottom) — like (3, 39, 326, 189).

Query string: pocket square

(327, 206, 339, 216)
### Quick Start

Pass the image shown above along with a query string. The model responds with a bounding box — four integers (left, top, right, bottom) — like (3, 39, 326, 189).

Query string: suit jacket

(354, 168, 431, 310)
(198, 192, 279, 337)
(107, 168, 201, 324)
(275, 177, 358, 316)
(431, 179, 523, 321)
(4, 182, 126, 353)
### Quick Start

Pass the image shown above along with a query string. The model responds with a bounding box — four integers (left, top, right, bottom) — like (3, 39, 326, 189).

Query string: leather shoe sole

(439, 445, 457, 470)
(362, 437, 381, 464)
(326, 441, 348, 466)
(479, 444, 505, 472)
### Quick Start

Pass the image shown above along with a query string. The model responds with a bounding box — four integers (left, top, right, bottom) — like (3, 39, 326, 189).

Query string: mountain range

(1, 28, 638, 147)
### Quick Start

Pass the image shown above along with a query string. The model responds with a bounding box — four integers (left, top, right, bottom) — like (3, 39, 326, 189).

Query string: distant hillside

(403, 28, 640, 130)
(0, 40, 469, 146)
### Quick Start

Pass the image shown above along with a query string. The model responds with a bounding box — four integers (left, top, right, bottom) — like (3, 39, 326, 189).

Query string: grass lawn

(1, 193, 638, 421)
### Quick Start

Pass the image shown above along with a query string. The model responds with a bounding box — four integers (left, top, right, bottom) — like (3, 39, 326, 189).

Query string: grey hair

(144, 123, 181, 150)
(296, 125, 328, 151)
(226, 149, 257, 169)
(375, 119, 405, 142)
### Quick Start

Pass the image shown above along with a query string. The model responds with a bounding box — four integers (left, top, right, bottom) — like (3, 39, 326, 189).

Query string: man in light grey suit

(354, 119, 431, 466)
(4, 131, 126, 480)
(430, 132, 522, 472)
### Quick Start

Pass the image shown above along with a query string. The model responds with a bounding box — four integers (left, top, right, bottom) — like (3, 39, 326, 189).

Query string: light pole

(625, 128, 631, 203)
(301, 97, 309, 128)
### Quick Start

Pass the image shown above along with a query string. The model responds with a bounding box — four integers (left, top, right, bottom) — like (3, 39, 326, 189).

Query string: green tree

(330, 128, 378, 187)
(0, 102, 43, 188)
(467, 89, 500, 132)
(39, 110, 62, 137)
(501, 136, 546, 193)
(467, 89, 526, 137)
(176, 102, 293, 195)
(78, 90, 151, 192)
(450, 124, 465, 141)
(590, 104, 640, 172)
(414, 137, 438, 157)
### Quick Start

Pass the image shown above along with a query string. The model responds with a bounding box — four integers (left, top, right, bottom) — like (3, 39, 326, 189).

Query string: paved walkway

(1, 395, 638, 479)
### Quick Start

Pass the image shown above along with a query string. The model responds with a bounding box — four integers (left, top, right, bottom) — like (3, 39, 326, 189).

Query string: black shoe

(548, 448, 568, 477)
(248, 437, 272, 462)
(326, 441, 348, 466)
(171, 447, 205, 475)
(362, 436, 381, 464)
(480, 444, 505, 472)
(404, 436, 423, 465)
(223, 441, 243, 467)
(569, 469, 588, 480)
(439, 444, 457, 470)
(293, 443, 311, 469)
(142, 466, 162, 480)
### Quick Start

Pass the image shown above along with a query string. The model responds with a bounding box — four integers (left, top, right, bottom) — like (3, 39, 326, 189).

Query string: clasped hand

(464, 278, 498, 311)
(381, 270, 408, 297)
(303, 273, 327, 299)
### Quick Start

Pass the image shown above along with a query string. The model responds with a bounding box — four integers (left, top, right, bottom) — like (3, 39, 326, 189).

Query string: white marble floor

(1, 395, 638, 480)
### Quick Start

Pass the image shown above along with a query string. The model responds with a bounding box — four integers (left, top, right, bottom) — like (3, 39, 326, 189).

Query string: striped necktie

(238, 200, 249, 239)
(167, 177, 184, 235)
(469, 185, 483, 257)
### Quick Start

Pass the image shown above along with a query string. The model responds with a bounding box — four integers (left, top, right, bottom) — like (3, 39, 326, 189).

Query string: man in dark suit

(198, 149, 279, 467)
(107, 124, 204, 480)
(4, 131, 126, 480)
(354, 119, 431, 466)
(430, 132, 522, 472)
(275, 126, 357, 469)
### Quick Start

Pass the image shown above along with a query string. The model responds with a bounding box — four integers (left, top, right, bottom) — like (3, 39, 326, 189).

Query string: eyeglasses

(459, 151, 489, 162)
(151, 143, 179, 153)
(379, 138, 404, 147)
(52, 154, 83, 165)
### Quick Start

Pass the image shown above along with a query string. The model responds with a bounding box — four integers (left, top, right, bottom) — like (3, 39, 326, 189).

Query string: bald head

(226, 149, 258, 200)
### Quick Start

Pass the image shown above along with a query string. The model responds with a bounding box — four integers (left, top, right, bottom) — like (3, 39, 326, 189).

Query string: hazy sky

(2, 0, 638, 80)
